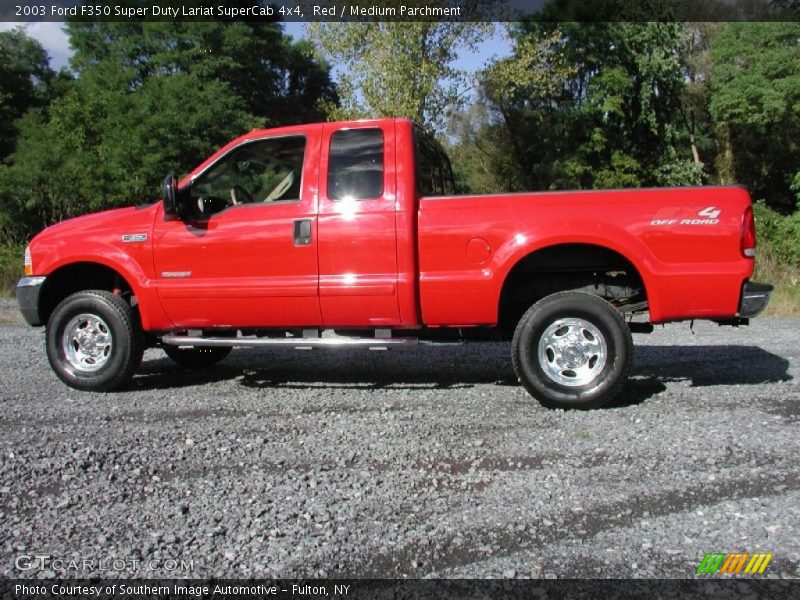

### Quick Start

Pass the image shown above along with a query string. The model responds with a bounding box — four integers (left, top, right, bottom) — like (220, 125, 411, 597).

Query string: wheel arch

(497, 241, 652, 334)
(39, 261, 139, 327)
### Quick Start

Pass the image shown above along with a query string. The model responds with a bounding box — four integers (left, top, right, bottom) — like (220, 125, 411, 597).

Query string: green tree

(0, 112, 68, 244)
(447, 28, 573, 192)
(0, 64, 256, 243)
(677, 24, 725, 178)
(0, 28, 54, 160)
(709, 22, 800, 210)
(452, 22, 701, 193)
(0, 9, 338, 245)
(446, 103, 512, 194)
(67, 9, 336, 126)
(307, 21, 492, 131)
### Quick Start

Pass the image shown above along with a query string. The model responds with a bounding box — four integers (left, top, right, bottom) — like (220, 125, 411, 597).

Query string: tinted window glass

(190, 136, 305, 216)
(328, 129, 384, 200)
(414, 128, 455, 196)
(439, 147, 455, 195)
(416, 133, 442, 196)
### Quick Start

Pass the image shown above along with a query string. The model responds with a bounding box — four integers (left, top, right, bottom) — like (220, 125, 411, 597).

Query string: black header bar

(1, 0, 799, 23)
(3, 579, 800, 600)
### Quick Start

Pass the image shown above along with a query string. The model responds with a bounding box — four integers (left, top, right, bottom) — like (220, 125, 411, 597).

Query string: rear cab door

(317, 120, 400, 326)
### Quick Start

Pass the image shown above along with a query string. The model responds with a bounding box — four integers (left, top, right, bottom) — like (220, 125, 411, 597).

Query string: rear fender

(495, 228, 658, 319)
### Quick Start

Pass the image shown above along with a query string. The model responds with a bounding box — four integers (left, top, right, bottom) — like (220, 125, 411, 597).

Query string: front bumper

(739, 280, 773, 318)
(16, 276, 46, 326)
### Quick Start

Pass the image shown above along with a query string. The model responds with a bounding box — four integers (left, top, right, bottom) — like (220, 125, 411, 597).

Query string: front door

(153, 130, 322, 329)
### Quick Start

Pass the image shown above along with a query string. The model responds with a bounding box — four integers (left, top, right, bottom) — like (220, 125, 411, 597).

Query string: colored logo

(696, 552, 773, 574)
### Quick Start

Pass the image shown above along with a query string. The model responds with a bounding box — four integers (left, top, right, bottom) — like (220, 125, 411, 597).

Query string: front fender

(37, 246, 169, 331)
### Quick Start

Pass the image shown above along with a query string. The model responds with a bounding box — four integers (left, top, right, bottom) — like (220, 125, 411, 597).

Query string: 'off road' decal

(651, 206, 721, 226)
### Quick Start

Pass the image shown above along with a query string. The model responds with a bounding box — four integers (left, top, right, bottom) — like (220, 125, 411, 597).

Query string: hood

(31, 204, 159, 244)
(28, 203, 161, 277)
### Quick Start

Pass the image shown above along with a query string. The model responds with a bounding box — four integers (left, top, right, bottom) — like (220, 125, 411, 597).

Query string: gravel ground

(0, 300, 798, 580)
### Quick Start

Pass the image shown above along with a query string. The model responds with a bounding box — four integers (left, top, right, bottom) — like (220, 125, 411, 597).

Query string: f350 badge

(651, 206, 721, 226)
(121, 233, 148, 243)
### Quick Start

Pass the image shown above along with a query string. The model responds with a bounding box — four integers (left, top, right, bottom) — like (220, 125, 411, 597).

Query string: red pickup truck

(16, 117, 771, 409)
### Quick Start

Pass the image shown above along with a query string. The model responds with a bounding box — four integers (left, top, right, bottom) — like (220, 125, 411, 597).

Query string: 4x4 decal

(651, 206, 722, 226)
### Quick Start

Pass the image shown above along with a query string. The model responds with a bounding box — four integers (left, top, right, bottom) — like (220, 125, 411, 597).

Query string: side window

(416, 135, 441, 196)
(414, 128, 454, 196)
(189, 136, 306, 216)
(439, 147, 455, 195)
(328, 128, 384, 200)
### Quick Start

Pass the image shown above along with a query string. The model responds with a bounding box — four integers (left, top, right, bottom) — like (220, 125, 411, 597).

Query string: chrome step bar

(160, 333, 418, 351)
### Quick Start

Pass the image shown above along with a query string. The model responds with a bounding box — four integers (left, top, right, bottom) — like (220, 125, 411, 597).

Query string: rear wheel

(46, 291, 144, 391)
(163, 345, 231, 368)
(512, 291, 633, 409)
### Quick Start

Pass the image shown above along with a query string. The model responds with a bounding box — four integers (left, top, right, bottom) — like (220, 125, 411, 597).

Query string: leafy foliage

(709, 22, 800, 210)
(753, 202, 800, 268)
(456, 22, 699, 194)
(67, 14, 336, 127)
(307, 21, 491, 131)
(0, 18, 336, 244)
(0, 242, 23, 295)
(0, 28, 56, 160)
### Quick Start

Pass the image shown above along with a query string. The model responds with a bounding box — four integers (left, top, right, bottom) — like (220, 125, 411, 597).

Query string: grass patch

(764, 285, 800, 316)
(753, 249, 800, 316)
(0, 244, 23, 296)
(753, 203, 800, 316)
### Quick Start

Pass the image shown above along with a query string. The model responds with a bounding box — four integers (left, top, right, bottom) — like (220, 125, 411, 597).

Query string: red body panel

(26, 118, 755, 331)
(316, 120, 401, 327)
(417, 187, 753, 325)
(24, 204, 172, 330)
(152, 125, 324, 328)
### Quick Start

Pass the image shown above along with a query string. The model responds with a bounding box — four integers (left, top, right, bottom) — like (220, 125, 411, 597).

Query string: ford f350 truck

(16, 118, 772, 409)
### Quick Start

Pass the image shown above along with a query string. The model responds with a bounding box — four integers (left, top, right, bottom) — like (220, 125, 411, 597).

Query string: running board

(160, 334, 418, 351)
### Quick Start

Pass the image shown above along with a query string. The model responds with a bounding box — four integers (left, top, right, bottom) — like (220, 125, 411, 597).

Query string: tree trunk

(689, 133, 702, 166)
(714, 124, 735, 184)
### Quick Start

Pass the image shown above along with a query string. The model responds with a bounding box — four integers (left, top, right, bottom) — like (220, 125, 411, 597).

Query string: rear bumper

(739, 281, 773, 318)
(16, 276, 46, 326)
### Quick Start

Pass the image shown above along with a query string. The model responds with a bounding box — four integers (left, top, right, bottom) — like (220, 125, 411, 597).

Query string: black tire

(163, 345, 231, 368)
(512, 291, 633, 410)
(46, 291, 144, 392)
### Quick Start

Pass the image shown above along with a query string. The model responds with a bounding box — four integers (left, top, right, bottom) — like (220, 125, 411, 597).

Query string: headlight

(23, 245, 32, 276)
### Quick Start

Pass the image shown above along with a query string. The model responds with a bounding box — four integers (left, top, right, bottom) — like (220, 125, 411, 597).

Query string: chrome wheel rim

(537, 318, 607, 387)
(62, 313, 113, 372)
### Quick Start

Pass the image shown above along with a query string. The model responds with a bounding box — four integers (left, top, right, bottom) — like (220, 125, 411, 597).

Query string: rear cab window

(328, 128, 384, 200)
(414, 126, 455, 197)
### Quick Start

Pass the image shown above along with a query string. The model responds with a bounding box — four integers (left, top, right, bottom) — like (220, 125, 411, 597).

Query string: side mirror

(162, 172, 178, 217)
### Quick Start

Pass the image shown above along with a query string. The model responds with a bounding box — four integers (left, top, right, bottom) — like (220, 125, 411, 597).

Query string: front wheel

(512, 292, 633, 410)
(46, 291, 144, 391)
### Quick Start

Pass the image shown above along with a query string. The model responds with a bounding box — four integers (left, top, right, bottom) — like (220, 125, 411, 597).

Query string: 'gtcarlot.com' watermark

(16, 554, 195, 573)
